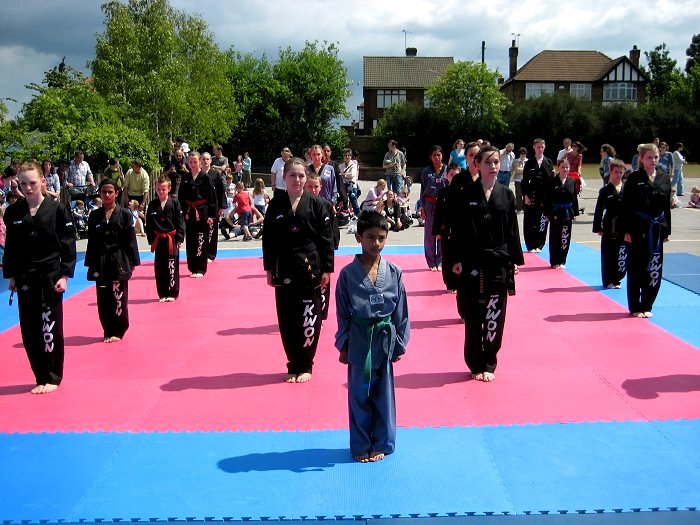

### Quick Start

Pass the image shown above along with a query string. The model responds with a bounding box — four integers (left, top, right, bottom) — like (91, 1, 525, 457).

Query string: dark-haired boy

(335, 210, 410, 462)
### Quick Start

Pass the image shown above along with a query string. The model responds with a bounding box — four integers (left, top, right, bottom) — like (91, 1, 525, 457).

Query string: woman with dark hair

(566, 142, 586, 177)
(419, 145, 449, 271)
(599, 144, 617, 184)
(451, 146, 523, 382)
(263, 157, 334, 383)
(672, 142, 687, 196)
(545, 158, 579, 269)
(42, 159, 61, 200)
(85, 178, 141, 342)
(621, 143, 671, 318)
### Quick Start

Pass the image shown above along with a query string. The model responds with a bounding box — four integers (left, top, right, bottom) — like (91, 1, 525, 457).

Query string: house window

(377, 89, 406, 108)
(525, 83, 554, 99)
(423, 92, 432, 108)
(570, 83, 591, 100)
(603, 82, 637, 103)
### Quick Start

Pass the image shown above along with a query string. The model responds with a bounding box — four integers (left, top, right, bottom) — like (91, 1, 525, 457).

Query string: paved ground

(88, 173, 699, 257)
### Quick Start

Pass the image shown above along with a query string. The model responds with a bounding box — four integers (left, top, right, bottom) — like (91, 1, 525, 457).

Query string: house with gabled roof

(360, 49, 454, 133)
(500, 42, 648, 105)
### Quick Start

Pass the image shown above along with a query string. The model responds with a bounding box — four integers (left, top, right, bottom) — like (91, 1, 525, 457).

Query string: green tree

(644, 43, 682, 102)
(686, 34, 700, 74)
(91, 0, 237, 151)
(15, 63, 157, 171)
(426, 61, 509, 139)
(226, 41, 351, 165)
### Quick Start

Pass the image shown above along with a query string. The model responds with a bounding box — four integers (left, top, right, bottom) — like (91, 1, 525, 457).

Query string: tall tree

(425, 61, 509, 140)
(686, 34, 700, 74)
(227, 41, 351, 165)
(90, 0, 237, 151)
(644, 43, 682, 102)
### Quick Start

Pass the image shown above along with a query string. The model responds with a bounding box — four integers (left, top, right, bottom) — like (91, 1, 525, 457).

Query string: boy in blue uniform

(335, 211, 410, 462)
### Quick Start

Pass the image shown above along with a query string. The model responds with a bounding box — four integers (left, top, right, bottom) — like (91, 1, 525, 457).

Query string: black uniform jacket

(262, 191, 334, 287)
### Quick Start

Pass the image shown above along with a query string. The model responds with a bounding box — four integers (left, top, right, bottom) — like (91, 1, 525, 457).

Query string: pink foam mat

(1, 253, 699, 433)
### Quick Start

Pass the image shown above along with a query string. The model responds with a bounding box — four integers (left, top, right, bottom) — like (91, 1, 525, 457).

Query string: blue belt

(551, 202, 573, 220)
(636, 210, 664, 270)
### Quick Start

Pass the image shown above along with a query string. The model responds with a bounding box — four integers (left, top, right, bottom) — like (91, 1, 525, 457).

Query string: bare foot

(631, 312, 645, 318)
(30, 384, 44, 394)
(296, 372, 312, 383)
(104, 336, 121, 343)
(41, 383, 59, 393)
(643, 311, 653, 318)
(354, 454, 370, 463)
(165, 297, 176, 302)
(284, 374, 297, 383)
(471, 373, 483, 381)
(369, 451, 385, 462)
(482, 372, 496, 382)
(159, 297, 167, 303)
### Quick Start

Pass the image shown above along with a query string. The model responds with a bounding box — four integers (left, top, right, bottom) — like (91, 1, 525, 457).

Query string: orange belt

(186, 199, 207, 221)
(151, 230, 178, 255)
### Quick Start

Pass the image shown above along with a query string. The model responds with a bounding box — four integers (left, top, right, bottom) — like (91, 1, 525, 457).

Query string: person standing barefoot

(3, 162, 76, 393)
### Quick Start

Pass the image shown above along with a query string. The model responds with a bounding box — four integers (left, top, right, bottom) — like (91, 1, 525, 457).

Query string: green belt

(351, 315, 395, 397)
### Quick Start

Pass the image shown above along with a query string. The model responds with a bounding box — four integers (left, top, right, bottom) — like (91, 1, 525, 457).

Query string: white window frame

(377, 89, 406, 109)
(525, 82, 554, 99)
(570, 83, 592, 101)
(603, 82, 637, 103)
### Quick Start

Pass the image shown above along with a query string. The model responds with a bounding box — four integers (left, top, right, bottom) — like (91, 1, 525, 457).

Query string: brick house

(360, 50, 454, 134)
(500, 42, 648, 105)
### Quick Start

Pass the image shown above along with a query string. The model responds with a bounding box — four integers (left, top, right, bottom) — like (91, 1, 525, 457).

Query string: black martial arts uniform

(263, 191, 334, 375)
(319, 197, 340, 321)
(593, 182, 627, 287)
(85, 205, 141, 339)
(620, 169, 671, 314)
(433, 185, 458, 292)
(146, 197, 185, 299)
(544, 176, 579, 267)
(521, 156, 553, 251)
(178, 171, 217, 275)
(206, 169, 226, 261)
(451, 181, 524, 375)
(3, 198, 76, 386)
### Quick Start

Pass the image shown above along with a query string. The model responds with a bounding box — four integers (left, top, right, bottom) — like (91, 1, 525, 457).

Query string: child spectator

(231, 182, 253, 241)
(335, 210, 410, 462)
(252, 177, 269, 216)
(688, 186, 700, 208)
(128, 199, 147, 237)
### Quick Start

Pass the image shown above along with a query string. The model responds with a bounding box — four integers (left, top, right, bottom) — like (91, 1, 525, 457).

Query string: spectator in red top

(232, 181, 253, 241)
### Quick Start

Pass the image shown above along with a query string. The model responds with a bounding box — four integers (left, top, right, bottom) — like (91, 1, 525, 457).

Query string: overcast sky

(1, 0, 698, 122)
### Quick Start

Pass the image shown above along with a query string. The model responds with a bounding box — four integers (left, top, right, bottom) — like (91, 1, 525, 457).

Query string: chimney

(509, 40, 518, 79)
(405, 47, 417, 57)
(629, 45, 640, 67)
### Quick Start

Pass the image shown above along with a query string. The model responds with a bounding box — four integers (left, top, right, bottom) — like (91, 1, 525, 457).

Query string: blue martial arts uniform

(335, 256, 410, 457)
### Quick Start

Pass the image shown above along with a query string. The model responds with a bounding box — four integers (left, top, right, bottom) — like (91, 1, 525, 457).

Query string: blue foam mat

(664, 253, 700, 295)
(2, 420, 699, 521)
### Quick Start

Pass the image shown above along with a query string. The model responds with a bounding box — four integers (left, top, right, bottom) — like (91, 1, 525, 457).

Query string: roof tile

(364, 56, 454, 88)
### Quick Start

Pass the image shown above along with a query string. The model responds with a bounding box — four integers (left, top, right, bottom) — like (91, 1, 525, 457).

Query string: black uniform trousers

(17, 282, 65, 386)
(600, 236, 627, 287)
(275, 283, 323, 375)
(207, 216, 220, 261)
(626, 232, 663, 314)
(154, 239, 180, 299)
(458, 270, 509, 374)
(523, 203, 547, 251)
(185, 217, 209, 274)
(96, 280, 130, 339)
(548, 215, 573, 266)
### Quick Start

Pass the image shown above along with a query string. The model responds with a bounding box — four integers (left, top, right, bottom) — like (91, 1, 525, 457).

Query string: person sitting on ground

(128, 199, 147, 236)
(361, 179, 388, 211)
(688, 186, 700, 208)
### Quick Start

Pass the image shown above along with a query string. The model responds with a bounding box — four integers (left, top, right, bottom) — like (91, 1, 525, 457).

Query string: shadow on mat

(218, 324, 279, 336)
(236, 273, 266, 280)
(516, 266, 549, 272)
(539, 285, 602, 293)
(218, 448, 353, 473)
(410, 318, 463, 330)
(407, 289, 453, 297)
(396, 371, 469, 389)
(622, 374, 700, 399)
(401, 268, 431, 274)
(0, 384, 35, 396)
(544, 312, 630, 322)
(161, 372, 283, 391)
(64, 335, 105, 347)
